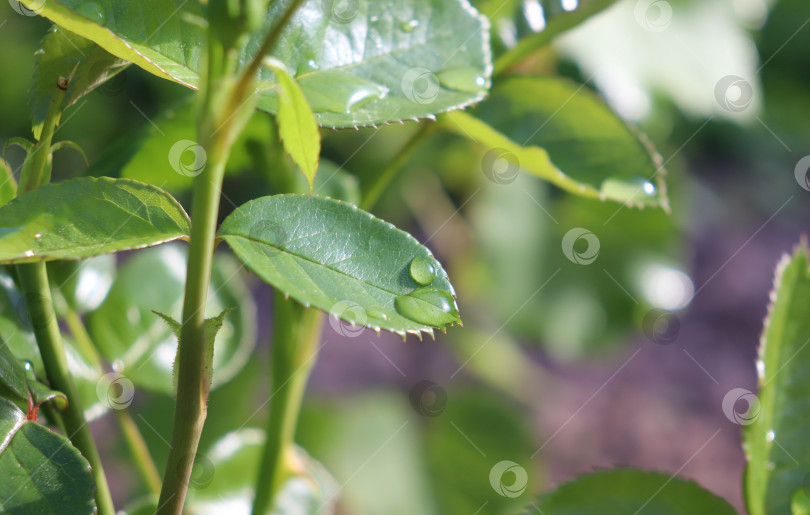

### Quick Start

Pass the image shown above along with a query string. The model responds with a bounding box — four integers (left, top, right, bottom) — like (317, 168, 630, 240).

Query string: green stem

(360, 123, 434, 211)
(158, 2, 307, 511)
(14, 80, 115, 515)
(252, 293, 324, 514)
(16, 264, 115, 515)
(492, 0, 618, 76)
(64, 310, 162, 496)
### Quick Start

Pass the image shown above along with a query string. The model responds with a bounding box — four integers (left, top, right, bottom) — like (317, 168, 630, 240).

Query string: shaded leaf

(19, 0, 491, 128)
(188, 429, 338, 514)
(49, 140, 88, 165)
(265, 58, 320, 193)
(31, 25, 128, 139)
(0, 338, 27, 401)
(533, 469, 736, 514)
(0, 398, 96, 515)
(0, 177, 190, 263)
(0, 160, 14, 208)
(87, 244, 256, 395)
(218, 194, 459, 336)
(745, 242, 810, 515)
(442, 76, 668, 210)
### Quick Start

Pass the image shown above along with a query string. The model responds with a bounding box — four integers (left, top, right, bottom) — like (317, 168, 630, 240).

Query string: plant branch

(14, 80, 115, 515)
(64, 309, 162, 496)
(252, 293, 324, 514)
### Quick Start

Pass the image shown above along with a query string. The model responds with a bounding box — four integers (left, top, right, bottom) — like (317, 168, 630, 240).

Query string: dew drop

(766, 429, 775, 442)
(76, 2, 106, 24)
(394, 289, 459, 327)
(24, 250, 34, 258)
(112, 359, 125, 372)
(437, 67, 488, 94)
(368, 309, 388, 321)
(23, 360, 34, 372)
(300, 71, 388, 114)
(401, 19, 419, 32)
(409, 256, 437, 286)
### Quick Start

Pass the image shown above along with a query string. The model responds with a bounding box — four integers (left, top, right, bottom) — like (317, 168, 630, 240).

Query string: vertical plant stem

(360, 123, 434, 211)
(15, 81, 115, 515)
(158, 2, 307, 511)
(16, 264, 115, 515)
(252, 293, 324, 514)
(64, 310, 162, 495)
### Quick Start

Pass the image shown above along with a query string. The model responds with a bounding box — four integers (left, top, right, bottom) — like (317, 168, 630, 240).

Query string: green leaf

(18, 0, 491, 128)
(49, 140, 89, 165)
(0, 398, 96, 515)
(31, 25, 128, 139)
(533, 469, 736, 514)
(218, 194, 460, 336)
(441, 76, 668, 210)
(0, 338, 28, 401)
(265, 59, 320, 193)
(0, 177, 190, 263)
(86, 95, 274, 193)
(188, 429, 338, 514)
(87, 244, 256, 395)
(745, 242, 810, 515)
(0, 160, 15, 208)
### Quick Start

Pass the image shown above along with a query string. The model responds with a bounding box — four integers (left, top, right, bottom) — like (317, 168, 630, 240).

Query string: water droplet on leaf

(409, 256, 437, 286)
(368, 309, 388, 321)
(76, 2, 106, 24)
(299, 72, 388, 114)
(401, 19, 419, 31)
(437, 67, 487, 94)
(394, 289, 459, 327)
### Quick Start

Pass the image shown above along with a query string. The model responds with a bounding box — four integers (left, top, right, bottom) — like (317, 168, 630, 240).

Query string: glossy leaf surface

(18, 0, 491, 128)
(0, 398, 96, 515)
(0, 177, 190, 263)
(218, 194, 459, 336)
(442, 76, 668, 210)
